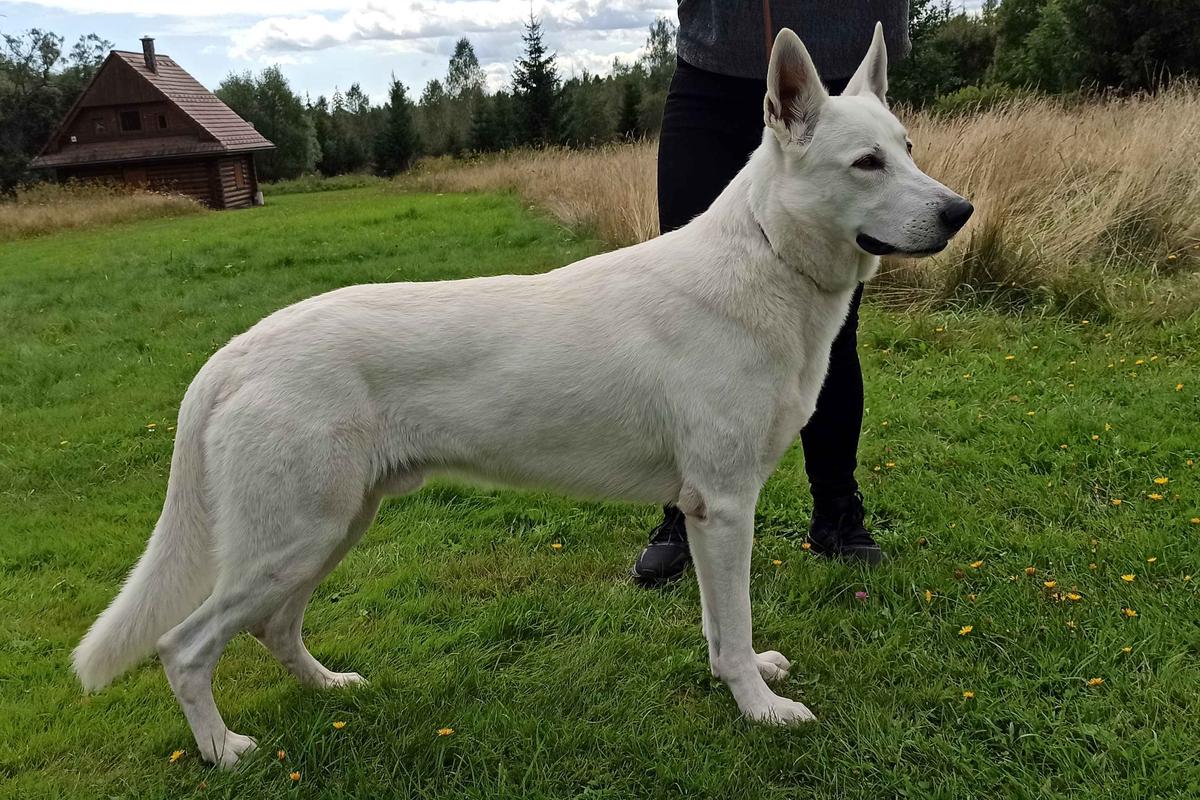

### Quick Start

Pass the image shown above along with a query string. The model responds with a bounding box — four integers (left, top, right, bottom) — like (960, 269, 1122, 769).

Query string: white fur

(73, 25, 970, 767)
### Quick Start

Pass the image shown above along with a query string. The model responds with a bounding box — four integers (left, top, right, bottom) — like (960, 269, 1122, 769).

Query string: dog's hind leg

(250, 482, 404, 688)
(157, 460, 379, 768)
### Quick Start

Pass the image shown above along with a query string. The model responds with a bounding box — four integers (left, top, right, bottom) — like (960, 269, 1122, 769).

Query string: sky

(0, 0, 678, 105)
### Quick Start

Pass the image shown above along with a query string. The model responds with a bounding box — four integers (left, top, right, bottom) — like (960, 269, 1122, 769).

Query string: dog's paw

(205, 731, 258, 770)
(755, 650, 792, 684)
(740, 695, 816, 726)
(321, 671, 368, 688)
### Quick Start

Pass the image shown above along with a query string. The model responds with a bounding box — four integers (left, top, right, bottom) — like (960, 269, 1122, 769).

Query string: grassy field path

(1, 186, 1197, 799)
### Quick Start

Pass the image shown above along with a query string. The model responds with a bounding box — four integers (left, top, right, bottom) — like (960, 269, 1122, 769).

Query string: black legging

(657, 58, 863, 506)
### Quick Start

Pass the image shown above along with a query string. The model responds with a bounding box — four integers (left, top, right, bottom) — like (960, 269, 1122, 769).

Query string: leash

(762, 0, 774, 67)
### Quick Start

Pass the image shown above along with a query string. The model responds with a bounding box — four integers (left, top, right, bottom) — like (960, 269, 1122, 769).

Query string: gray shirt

(677, 1, 911, 81)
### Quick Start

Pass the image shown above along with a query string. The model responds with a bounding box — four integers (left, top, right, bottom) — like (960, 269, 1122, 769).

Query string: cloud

(228, 0, 673, 59)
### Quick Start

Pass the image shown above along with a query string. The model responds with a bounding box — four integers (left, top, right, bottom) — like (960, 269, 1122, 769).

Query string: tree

(375, 77, 418, 176)
(616, 79, 643, 140)
(217, 66, 319, 180)
(511, 14, 560, 146)
(0, 28, 113, 192)
(446, 38, 485, 100)
(561, 73, 612, 147)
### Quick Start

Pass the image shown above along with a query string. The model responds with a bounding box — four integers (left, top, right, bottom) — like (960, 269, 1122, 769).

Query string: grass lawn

(1, 185, 1198, 799)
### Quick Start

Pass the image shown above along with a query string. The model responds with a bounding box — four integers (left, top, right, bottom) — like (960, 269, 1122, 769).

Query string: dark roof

(32, 49, 273, 169)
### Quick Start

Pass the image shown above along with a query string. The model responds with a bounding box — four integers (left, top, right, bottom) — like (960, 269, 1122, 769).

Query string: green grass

(1, 185, 1198, 799)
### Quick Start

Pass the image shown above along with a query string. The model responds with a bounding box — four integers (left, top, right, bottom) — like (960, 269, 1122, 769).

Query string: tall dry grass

(408, 85, 1200, 317)
(408, 143, 659, 246)
(0, 181, 204, 242)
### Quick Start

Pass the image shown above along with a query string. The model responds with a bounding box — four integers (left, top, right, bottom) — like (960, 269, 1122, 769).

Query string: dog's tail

(73, 362, 226, 692)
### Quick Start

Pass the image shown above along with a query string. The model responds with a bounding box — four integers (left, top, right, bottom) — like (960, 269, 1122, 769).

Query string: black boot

(631, 506, 691, 588)
(806, 491, 883, 566)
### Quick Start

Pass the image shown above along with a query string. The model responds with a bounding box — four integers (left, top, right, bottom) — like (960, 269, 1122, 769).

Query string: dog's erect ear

(763, 28, 827, 150)
(843, 21, 888, 105)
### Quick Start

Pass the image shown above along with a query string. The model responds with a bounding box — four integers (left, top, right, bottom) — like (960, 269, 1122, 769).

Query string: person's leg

(801, 283, 883, 564)
(632, 60, 765, 588)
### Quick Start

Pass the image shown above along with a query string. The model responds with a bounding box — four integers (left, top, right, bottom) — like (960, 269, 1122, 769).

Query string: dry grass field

(409, 85, 1200, 319)
(0, 181, 204, 242)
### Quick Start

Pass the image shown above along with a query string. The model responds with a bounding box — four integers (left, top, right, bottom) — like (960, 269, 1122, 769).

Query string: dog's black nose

(939, 197, 974, 233)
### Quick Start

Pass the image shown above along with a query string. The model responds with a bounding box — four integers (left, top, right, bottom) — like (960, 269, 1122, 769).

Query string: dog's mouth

(855, 233, 947, 258)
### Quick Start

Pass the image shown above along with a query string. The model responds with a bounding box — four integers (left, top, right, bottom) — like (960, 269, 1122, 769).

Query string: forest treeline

(2, 0, 1198, 188)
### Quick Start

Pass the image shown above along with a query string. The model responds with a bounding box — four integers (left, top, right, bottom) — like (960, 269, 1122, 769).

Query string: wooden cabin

(31, 38, 274, 209)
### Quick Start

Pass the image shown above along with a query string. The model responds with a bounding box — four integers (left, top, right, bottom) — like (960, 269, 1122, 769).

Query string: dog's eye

(906, 141, 913, 154)
(852, 154, 884, 171)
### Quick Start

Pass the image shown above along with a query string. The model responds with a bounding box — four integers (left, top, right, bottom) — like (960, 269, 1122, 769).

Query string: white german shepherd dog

(74, 26, 972, 767)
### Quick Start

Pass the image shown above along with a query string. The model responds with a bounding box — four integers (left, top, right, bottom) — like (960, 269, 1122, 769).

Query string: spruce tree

(374, 77, 418, 176)
(511, 14, 560, 146)
(617, 80, 643, 140)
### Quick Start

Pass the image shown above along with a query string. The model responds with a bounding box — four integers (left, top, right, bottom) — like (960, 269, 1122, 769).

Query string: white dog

(74, 25, 972, 768)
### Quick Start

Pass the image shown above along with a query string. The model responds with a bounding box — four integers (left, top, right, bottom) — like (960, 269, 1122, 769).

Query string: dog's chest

(764, 357, 827, 465)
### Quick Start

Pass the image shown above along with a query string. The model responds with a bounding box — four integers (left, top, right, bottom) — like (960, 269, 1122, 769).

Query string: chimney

(141, 36, 157, 72)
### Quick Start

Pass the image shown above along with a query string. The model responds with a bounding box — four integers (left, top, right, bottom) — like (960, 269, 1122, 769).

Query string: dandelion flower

(970, 560, 984, 569)
(1135, 359, 1145, 366)
(1105, 423, 1113, 431)
(1089, 563, 1097, 570)
(1005, 355, 1016, 361)
(1066, 592, 1082, 601)
(1148, 493, 1164, 501)
(885, 461, 896, 468)
(332, 721, 346, 730)
(1154, 476, 1169, 485)
(958, 625, 974, 636)
(962, 690, 975, 699)
(169, 750, 185, 764)
(801, 542, 812, 550)
(1025, 566, 1036, 576)
(1122, 607, 1138, 618)
(1184, 575, 1192, 582)
(1177, 384, 1184, 392)
(1147, 556, 1157, 564)
(772, 559, 782, 566)
(551, 542, 563, 550)
(1092, 434, 1100, 441)
(290, 771, 301, 782)
(1187, 459, 1194, 467)
(1192, 518, 1200, 525)
(1043, 580, 1057, 589)
(1087, 677, 1105, 687)
(1066, 620, 1077, 630)
(924, 589, 933, 604)
(1121, 646, 1132, 654)
(437, 727, 455, 737)
(1026, 411, 1036, 416)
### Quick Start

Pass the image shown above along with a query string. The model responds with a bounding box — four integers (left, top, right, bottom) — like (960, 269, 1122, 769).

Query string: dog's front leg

(685, 491, 815, 725)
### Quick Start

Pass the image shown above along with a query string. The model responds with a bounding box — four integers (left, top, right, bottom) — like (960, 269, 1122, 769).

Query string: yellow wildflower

(885, 461, 896, 468)
(924, 589, 933, 604)
(962, 690, 975, 699)
(290, 771, 301, 783)
(970, 560, 984, 569)
(1122, 607, 1138, 618)
(958, 625, 974, 636)
(1191, 518, 1200, 525)
(1111, 498, 1122, 506)
(437, 727, 454, 736)
(1066, 592, 1082, 602)
(772, 559, 782, 566)
(332, 721, 346, 730)
(1121, 646, 1132, 654)
(1043, 580, 1057, 589)
(1025, 566, 1036, 576)
(801, 541, 812, 550)
(551, 542, 563, 550)
(1154, 476, 1169, 485)
(1177, 384, 1184, 392)
(278, 749, 286, 760)
(1147, 556, 1157, 563)
(1087, 677, 1104, 687)
(1122, 574, 1135, 582)
(1091, 434, 1100, 441)
(169, 750, 185, 764)
(1005, 355, 1016, 360)
(1060, 444, 1069, 450)
(1148, 493, 1164, 501)
(1066, 620, 1077, 630)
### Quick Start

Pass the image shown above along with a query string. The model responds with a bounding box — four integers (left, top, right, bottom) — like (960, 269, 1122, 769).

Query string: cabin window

(233, 161, 246, 189)
(119, 110, 142, 132)
(158, 114, 168, 129)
